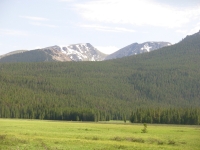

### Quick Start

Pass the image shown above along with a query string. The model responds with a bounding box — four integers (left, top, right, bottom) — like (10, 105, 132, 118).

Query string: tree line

(130, 108, 200, 125)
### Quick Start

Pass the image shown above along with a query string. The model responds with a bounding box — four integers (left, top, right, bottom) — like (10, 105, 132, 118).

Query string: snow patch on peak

(141, 44, 152, 52)
(58, 45, 69, 49)
(61, 49, 66, 54)
(90, 55, 96, 61)
(80, 43, 87, 47)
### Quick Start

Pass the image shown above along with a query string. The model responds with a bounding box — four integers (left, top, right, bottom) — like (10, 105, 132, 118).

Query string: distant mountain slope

(0, 43, 107, 62)
(0, 50, 27, 59)
(0, 50, 54, 62)
(105, 42, 171, 60)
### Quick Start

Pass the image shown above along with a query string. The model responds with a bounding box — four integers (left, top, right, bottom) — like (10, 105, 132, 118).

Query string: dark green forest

(0, 31, 200, 124)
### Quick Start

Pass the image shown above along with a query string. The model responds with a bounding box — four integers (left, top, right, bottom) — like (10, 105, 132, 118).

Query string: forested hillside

(0, 31, 200, 124)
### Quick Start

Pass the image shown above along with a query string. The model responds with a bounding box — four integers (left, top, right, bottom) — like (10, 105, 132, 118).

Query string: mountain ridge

(0, 43, 107, 62)
(0, 41, 172, 62)
(105, 41, 171, 60)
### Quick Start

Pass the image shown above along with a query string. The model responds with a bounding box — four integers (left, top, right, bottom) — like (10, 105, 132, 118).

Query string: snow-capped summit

(62, 43, 106, 61)
(105, 42, 171, 60)
(43, 43, 107, 61)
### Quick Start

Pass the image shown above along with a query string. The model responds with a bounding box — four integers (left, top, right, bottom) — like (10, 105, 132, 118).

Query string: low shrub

(111, 136, 123, 141)
(157, 140, 164, 145)
(168, 140, 176, 145)
(0, 135, 6, 140)
(126, 137, 145, 143)
(141, 123, 148, 133)
(92, 136, 99, 140)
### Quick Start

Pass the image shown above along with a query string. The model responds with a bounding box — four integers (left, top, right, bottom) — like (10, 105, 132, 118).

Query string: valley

(0, 119, 200, 150)
(1, 1, 200, 149)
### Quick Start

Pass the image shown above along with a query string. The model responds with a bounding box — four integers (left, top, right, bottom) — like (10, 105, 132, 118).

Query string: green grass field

(0, 119, 200, 150)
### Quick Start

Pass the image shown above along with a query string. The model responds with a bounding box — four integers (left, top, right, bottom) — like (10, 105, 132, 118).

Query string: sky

(0, 0, 200, 55)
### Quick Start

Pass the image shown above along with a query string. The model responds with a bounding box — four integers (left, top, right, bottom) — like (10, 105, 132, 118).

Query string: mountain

(0, 43, 107, 62)
(105, 42, 171, 60)
(0, 31, 200, 122)
(0, 42, 172, 62)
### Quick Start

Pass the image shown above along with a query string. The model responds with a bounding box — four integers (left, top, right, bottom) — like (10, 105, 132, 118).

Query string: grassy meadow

(0, 119, 200, 150)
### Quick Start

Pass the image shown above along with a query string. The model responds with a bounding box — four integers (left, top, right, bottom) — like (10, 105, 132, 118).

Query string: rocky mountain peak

(105, 41, 171, 60)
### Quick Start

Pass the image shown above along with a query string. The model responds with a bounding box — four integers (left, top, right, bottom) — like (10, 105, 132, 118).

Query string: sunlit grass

(0, 119, 199, 150)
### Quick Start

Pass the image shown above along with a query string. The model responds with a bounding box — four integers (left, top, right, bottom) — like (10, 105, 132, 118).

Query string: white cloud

(80, 24, 135, 33)
(176, 22, 200, 35)
(0, 29, 28, 36)
(76, 0, 200, 28)
(187, 22, 200, 35)
(30, 22, 58, 28)
(96, 46, 119, 54)
(20, 16, 49, 21)
(176, 30, 187, 34)
(20, 15, 57, 28)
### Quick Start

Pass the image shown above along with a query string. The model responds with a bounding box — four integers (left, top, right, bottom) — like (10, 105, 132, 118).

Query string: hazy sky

(0, 0, 200, 55)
